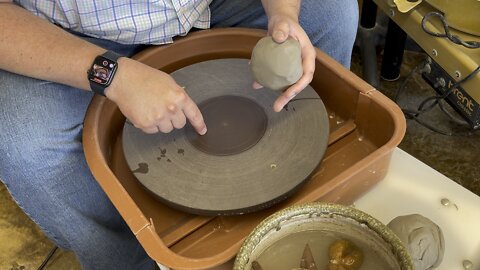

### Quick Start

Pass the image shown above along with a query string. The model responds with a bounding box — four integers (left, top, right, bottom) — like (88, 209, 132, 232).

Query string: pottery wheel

(122, 59, 329, 215)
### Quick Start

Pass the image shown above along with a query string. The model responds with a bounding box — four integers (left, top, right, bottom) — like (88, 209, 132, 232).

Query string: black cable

(403, 107, 478, 136)
(410, 10, 480, 135)
(394, 60, 424, 103)
(405, 112, 455, 136)
(37, 246, 58, 270)
(421, 12, 480, 49)
(412, 65, 480, 116)
(438, 99, 470, 126)
(395, 62, 480, 136)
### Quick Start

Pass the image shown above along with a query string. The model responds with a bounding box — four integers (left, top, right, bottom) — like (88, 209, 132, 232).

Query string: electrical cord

(421, 12, 480, 49)
(438, 99, 470, 126)
(410, 65, 480, 115)
(37, 246, 58, 270)
(394, 61, 423, 103)
(394, 60, 480, 136)
(389, 10, 480, 136)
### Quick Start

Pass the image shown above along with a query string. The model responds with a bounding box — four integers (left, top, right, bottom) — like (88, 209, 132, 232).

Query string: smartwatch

(87, 50, 121, 96)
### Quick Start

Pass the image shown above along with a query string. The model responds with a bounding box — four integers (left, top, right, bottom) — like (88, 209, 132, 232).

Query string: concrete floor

(0, 183, 81, 270)
(1, 48, 479, 269)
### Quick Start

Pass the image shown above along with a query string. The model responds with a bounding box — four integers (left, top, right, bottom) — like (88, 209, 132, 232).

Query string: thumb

(272, 21, 290, 43)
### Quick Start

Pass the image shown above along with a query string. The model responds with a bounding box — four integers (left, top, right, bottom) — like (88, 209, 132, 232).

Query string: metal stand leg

(380, 18, 407, 81)
(358, 0, 380, 88)
(360, 0, 378, 28)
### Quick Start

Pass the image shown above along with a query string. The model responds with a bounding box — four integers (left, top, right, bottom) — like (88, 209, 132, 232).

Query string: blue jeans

(0, 1, 358, 269)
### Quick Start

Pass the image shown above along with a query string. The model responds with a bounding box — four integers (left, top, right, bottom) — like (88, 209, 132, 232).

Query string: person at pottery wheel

(0, 1, 358, 269)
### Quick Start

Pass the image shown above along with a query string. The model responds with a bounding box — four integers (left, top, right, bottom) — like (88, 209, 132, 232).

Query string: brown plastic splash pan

(83, 28, 406, 270)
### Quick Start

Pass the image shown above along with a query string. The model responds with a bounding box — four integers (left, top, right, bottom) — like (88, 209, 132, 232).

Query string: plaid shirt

(13, 0, 212, 45)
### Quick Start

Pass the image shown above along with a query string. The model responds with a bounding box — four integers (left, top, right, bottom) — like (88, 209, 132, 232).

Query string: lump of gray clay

(387, 214, 445, 270)
(250, 36, 303, 91)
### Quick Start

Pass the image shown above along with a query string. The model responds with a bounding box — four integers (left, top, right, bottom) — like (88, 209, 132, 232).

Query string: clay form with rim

(250, 36, 303, 91)
(387, 214, 445, 270)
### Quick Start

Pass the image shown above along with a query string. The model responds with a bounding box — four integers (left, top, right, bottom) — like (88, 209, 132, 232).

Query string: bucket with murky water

(234, 202, 413, 270)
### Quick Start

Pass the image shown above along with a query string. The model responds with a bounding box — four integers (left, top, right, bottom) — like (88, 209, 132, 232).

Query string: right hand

(253, 13, 316, 113)
(105, 57, 207, 135)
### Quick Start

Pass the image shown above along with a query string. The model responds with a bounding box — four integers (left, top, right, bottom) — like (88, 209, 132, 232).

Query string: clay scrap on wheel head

(250, 36, 303, 91)
(387, 214, 445, 270)
(122, 59, 329, 215)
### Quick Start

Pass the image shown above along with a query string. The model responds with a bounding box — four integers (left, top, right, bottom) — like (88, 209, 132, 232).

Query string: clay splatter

(178, 149, 184, 155)
(157, 147, 167, 158)
(132, 163, 149, 174)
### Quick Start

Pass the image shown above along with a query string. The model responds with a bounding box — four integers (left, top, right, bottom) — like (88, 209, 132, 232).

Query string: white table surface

(355, 148, 480, 270)
(163, 148, 480, 270)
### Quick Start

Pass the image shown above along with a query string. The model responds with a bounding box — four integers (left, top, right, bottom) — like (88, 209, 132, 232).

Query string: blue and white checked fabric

(13, 0, 212, 45)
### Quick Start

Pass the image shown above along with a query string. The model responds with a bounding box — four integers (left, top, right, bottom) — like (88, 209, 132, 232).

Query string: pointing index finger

(183, 96, 207, 135)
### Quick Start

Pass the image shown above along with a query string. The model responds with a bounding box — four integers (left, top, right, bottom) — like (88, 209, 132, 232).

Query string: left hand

(254, 14, 316, 112)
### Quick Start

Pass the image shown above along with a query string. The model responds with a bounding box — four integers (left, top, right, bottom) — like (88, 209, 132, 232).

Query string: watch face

(89, 56, 117, 86)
